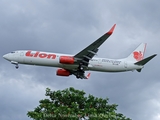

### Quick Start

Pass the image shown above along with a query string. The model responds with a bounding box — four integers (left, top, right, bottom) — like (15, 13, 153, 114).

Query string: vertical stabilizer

(126, 43, 147, 62)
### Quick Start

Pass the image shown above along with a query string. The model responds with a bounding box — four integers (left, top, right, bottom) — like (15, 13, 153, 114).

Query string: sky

(0, 0, 160, 120)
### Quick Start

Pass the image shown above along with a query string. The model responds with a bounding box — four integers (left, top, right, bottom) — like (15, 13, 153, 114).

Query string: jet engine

(56, 68, 70, 76)
(59, 56, 75, 64)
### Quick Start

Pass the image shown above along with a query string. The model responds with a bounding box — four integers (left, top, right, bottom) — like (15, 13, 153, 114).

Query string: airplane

(3, 24, 157, 79)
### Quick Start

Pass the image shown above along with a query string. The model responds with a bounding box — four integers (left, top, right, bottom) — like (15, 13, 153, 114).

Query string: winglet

(107, 24, 116, 35)
(86, 73, 91, 79)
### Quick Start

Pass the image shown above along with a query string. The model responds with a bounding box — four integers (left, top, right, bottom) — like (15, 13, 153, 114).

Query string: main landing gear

(76, 70, 85, 79)
(78, 63, 83, 70)
(76, 63, 85, 79)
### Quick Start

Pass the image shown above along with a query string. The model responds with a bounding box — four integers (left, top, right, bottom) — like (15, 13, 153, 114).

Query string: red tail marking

(133, 43, 147, 61)
(133, 51, 143, 61)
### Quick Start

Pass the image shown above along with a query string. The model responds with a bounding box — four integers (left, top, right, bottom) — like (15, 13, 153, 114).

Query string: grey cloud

(0, 0, 160, 120)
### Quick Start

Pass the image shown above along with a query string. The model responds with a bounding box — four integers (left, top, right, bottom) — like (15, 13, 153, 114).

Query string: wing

(74, 24, 116, 67)
(60, 24, 116, 79)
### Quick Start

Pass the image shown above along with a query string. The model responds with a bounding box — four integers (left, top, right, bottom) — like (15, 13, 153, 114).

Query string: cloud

(0, 71, 46, 120)
(0, 0, 160, 120)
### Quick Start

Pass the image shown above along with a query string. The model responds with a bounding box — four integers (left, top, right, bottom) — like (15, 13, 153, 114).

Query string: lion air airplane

(3, 24, 157, 79)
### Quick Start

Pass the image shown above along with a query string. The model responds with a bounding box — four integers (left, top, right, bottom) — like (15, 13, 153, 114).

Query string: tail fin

(126, 43, 147, 62)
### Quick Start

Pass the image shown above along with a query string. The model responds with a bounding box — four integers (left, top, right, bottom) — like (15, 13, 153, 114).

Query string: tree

(27, 87, 131, 120)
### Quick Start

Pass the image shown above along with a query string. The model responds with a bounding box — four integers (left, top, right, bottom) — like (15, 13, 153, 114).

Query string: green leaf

(27, 87, 131, 120)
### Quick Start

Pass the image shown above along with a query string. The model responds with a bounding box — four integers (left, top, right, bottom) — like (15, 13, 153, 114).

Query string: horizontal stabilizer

(135, 54, 157, 66)
(136, 69, 142, 72)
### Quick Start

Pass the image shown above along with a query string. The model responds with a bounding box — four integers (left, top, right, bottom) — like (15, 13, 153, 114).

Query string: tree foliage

(27, 87, 131, 120)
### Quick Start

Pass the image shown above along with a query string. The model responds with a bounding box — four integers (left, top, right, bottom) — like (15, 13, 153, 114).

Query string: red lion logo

(133, 51, 143, 61)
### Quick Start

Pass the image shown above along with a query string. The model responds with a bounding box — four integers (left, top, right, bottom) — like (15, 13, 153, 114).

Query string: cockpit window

(11, 51, 15, 53)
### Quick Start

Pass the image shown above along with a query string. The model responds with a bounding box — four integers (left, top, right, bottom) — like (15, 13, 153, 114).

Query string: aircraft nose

(3, 54, 9, 60)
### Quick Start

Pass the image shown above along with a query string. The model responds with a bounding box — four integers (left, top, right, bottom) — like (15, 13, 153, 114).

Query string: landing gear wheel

(76, 70, 84, 79)
(15, 65, 19, 69)
(76, 75, 80, 79)
(78, 63, 83, 70)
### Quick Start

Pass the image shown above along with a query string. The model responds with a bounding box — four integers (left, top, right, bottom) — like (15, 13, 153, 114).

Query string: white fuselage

(3, 50, 143, 72)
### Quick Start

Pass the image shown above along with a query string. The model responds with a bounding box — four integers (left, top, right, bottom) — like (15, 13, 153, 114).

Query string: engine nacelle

(59, 56, 75, 64)
(56, 69, 70, 76)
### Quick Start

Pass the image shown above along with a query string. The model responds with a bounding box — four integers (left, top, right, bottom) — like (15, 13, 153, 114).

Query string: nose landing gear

(15, 64, 19, 69)
(11, 61, 19, 69)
